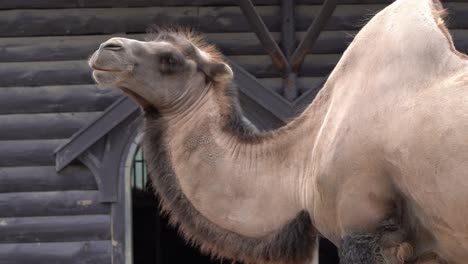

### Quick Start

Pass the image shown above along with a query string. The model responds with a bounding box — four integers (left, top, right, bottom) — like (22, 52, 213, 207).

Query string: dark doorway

(319, 238, 340, 264)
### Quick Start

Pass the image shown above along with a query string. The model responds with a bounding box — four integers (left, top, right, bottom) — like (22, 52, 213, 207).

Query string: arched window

(131, 147, 148, 191)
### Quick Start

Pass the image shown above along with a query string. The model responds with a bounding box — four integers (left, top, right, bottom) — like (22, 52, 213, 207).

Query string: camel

(88, 0, 468, 263)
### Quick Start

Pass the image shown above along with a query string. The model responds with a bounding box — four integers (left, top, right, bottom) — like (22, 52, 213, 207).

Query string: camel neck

(153, 80, 332, 235)
(141, 79, 332, 263)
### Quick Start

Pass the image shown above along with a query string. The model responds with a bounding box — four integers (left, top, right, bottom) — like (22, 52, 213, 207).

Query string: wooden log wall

(0, 0, 467, 263)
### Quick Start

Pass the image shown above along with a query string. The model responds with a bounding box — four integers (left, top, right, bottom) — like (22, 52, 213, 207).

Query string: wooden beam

(2, 4, 466, 38)
(228, 58, 293, 122)
(0, 0, 289, 9)
(280, 0, 296, 59)
(0, 166, 96, 193)
(55, 96, 138, 171)
(9, 0, 468, 10)
(238, 92, 284, 130)
(0, 112, 100, 140)
(0, 60, 92, 87)
(0, 241, 111, 264)
(0, 139, 66, 167)
(0, 191, 110, 217)
(294, 77, 326, 114)
(238, 0, 289, 73)
(0, 215, 110, 243)
(281, 0, 298, 101)
(291, 0, 339, 72)
(0, 85, 120, 114)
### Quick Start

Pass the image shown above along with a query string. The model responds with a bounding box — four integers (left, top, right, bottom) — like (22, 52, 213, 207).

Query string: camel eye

(158, 52, 182, 74)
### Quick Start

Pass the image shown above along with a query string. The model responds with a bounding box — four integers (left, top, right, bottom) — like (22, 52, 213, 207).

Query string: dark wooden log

(0, 0, 282, 9)
(306, 30, 354, 54)
(210, 53, 334, 78)
(296, 77, 326, 95)
(0, 139, 66, 167)
(0, 191, 110, 217)
(453, 30, 468, 54)
(0, 112, 100, 140)
(0, 85, 120, 114)
(0, 61, 92, 87)
(257, 77, 323, 94)
(1, 0, 465, 10)
(296, 3, 468, 31)
(0, 5, 413, 37)
(0, 4, 466, 37)
(239, 92, 284, 130)
(229, 54, 340, 78)
(295, 4, 383, 31)
(0, 241, 111, 264)
(0, 165, 97, 193)
(0, 215, 110, 243)
(228, 59, 293, 121)
(298, 54, 340, 76)
(446, 3, 468, 29)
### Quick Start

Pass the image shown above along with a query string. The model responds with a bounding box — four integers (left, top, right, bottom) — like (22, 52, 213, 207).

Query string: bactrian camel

(89, 0, 468, 263)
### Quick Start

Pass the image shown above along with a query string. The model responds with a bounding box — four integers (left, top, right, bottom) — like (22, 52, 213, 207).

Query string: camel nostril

(101, 42, 123, 51)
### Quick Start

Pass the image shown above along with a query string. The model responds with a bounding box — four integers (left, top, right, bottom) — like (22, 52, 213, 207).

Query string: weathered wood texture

(1, 4, 466, 37)
(0, 0, 466, 9)
(0, 112, 101, 140)
(0, 166, 96, 193)
(0, 241, 111, 264)
(0, 0, 402, 9)
(0, 215, 110, 243)
(0, 85, 120, 114)
(0, 139, 66, 167)
(0, 4, 463, 37)
(0, 191, 110, 217)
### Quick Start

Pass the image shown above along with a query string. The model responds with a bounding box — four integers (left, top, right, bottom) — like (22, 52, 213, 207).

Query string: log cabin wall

(0, 0, 467, 263)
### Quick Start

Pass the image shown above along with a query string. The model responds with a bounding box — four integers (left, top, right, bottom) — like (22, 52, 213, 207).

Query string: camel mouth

(91, 65, 123, 73)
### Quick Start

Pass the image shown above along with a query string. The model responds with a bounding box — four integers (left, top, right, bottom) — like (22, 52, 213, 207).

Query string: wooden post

(281, 0, 298, 101)
(290, 0, 339, 72)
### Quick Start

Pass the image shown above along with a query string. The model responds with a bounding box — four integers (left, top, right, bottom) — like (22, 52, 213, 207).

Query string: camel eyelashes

(158, 52, 183, 74)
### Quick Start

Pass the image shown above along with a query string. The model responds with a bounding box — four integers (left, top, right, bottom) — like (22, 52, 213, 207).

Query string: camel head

(89, 29, 233, 110)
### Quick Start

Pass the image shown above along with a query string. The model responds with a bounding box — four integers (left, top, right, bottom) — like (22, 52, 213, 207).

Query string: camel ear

(203, 62, 233, 83)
